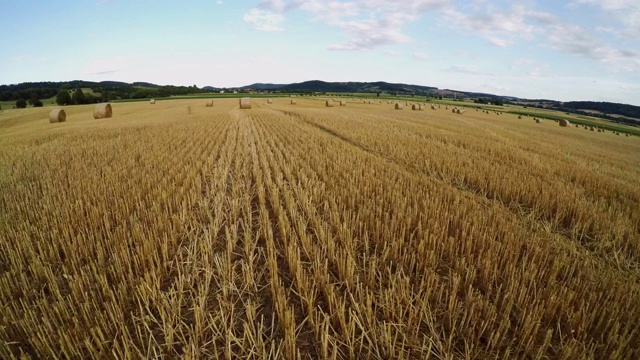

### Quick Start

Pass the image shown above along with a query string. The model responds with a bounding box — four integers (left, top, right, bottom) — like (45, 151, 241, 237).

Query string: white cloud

(442, 3, 639, 72)
(443, 3, 535, 43)
(488, 37, 511, 47)
(257, 0, 305, 13)
(383, 50, 402, 56)
(243, 8, 284, 32)
(251, 0, 452, 50)
(528, 14, 640, 71)
(447, 65, 492, 76)
(327, 14, 413, 51)
(573, 0, 636, 10)
(413, 52, 430, 61)
(573, 0, 640, 38)
(247, 0, 640, 73)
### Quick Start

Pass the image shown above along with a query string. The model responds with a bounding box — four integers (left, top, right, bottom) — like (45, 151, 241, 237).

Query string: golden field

(0, 98, 639, 359)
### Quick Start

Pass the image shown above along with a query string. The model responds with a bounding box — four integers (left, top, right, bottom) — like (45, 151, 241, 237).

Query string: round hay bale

(558, 119, 570, 127)
(412, 104, 419, 110)
(267, 99, 273, 104)
(205, 100, 214, 107)
(150, 99, 156, 104)
(518, 115, 522, 119)
(340, 101, 347, 106)
(326, 100, 334, 107)
(49, 108, 66, 123)
(239, 97, 251, 109)
(418, 105, 424, 110)
(456, 109, 464, 114)
(93, 103, 112, 119)
(395, 103, 403, 110)
(431, 105, 436, 110)
(290, 99, 297, 105)
(535, 118, 542, 123)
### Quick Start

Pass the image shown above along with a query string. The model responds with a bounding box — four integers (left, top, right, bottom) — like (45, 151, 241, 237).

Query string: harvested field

(0, 98, 639, 359)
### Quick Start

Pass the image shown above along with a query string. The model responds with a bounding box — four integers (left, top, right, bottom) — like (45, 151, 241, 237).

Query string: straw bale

(49, 109, 66, 123)
(93, 103, 112, 119)
(239, 97, 252, 109)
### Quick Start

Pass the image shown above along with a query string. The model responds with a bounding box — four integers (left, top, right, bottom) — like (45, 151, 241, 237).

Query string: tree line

(1, 81, 207, 108)
(560, 101, 640, 120)
(522, 101, 640, 127)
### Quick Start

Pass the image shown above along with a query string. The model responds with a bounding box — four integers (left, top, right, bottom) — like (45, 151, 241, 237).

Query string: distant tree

(72, 88, 86, 105)
(15, 99, 27, 108)
(84, 93, 100, 103)
(56, 90, 71, 105)
(101, 91, 115, 102)
(32, 99, 43, 107)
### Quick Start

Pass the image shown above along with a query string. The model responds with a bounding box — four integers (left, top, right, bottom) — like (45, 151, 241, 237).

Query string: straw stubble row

(1, 101, 639, 359)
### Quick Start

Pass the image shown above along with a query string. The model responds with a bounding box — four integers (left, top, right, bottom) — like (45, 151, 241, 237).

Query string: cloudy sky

(1, 0, 639, 105)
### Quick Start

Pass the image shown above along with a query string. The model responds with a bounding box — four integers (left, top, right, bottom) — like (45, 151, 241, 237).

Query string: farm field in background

(0, 98, 639, 359)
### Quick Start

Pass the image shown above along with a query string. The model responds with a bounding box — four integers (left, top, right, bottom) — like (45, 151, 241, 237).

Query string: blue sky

(1, 0, 639, 105)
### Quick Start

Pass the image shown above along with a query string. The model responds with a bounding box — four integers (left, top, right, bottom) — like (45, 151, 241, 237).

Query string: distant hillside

(245, 83, 286, 90)
(0, 81, 205, 104)
(275, 80, 437, 94)
(132, 82, 161, 88)
(513, 99, 640, 127)
(561, 101, 640, 120)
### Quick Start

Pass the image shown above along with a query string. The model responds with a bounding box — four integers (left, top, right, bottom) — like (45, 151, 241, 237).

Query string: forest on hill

(0, 81, 205, 105)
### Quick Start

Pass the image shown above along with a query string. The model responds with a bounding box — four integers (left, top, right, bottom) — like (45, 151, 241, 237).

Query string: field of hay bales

(1, 98, 639, 359)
